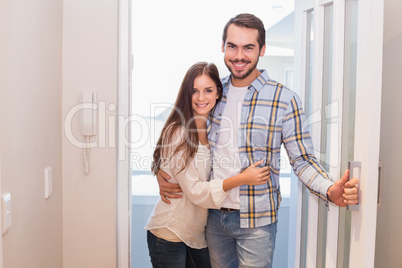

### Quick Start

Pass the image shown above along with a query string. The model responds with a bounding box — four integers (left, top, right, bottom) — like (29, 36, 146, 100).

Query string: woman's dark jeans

(147, 230, 212, 268)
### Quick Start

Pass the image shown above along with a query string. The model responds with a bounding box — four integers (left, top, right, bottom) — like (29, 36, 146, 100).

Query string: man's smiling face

(222, 24, 266, 87)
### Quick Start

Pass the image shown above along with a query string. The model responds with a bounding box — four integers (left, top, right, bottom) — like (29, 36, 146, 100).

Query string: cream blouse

(145, 128, 229, 249)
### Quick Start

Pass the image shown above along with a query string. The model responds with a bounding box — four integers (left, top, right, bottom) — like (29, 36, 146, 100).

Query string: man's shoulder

(259, 79, 299, 101)
(255, 70, 298, 98)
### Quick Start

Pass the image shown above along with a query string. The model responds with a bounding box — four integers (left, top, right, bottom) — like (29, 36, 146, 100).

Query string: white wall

(62, 0, 119, 267)
(0, 1, 63, 267)
(375, 0, 402, 266)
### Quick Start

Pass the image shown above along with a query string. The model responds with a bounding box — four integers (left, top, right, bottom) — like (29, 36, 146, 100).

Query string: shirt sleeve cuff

(209, 179, 229, 208)
(322, 180, 334, 209)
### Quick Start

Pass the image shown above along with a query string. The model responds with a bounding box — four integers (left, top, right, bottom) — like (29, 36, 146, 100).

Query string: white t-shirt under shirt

(211, 83, 249, 209)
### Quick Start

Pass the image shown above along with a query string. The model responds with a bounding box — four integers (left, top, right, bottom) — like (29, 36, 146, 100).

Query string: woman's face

(191, 74, 219, 118)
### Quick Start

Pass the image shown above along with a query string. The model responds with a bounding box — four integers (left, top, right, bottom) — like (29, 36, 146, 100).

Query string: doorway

(130, 1, 296, 267)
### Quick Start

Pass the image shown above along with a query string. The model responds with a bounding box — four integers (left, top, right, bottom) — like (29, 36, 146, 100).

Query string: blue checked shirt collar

(221, 69, 269, 94)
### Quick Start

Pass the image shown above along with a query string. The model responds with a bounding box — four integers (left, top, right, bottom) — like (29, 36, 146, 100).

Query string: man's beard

(225, 59, 258, 80)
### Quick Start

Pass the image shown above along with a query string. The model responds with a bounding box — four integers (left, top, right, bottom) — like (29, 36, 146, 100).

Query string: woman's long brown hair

(151, 62, 222, 175)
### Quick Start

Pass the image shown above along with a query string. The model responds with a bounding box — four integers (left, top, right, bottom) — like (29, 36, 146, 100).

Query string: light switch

(2, 193, 11, 234)
(45, 167, 53, 199)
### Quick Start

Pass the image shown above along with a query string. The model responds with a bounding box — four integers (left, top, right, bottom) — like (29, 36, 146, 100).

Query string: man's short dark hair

(222, 13, 266, 50)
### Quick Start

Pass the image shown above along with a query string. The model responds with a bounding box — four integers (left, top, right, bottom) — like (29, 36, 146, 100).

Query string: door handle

(347, 161, 361, 210)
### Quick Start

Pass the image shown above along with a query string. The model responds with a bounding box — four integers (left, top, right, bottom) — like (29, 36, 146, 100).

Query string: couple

(145, 13, 359, 268)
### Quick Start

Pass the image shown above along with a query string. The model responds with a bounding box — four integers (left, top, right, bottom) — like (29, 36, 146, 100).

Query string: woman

(145, 62, 269, 267)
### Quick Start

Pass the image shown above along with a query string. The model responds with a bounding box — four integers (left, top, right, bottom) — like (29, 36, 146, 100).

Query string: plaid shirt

(207, 70, 334, 228)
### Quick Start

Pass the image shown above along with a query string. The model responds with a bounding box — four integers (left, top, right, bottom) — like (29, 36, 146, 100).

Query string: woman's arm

(222, 159, 269, 191)
(156, 127, 269, 207)
(169, 156, 269, 209)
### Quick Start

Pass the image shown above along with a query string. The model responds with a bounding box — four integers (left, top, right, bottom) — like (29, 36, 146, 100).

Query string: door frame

(117, 0, 131, 267)
(0, 145, 3, 268)
(118, 0, 384, 266)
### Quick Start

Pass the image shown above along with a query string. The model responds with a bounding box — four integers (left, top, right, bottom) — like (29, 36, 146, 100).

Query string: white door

(294, 0, 383, 267)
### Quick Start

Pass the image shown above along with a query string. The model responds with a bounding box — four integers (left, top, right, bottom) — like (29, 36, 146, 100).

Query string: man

(157, 13, 358, 268)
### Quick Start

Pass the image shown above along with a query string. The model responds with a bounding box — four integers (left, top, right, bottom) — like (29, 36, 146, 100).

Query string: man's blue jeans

(147, 230, 212, 268)
(206, 209, 277, 268)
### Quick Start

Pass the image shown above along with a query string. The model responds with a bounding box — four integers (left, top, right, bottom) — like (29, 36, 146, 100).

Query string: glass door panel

(337, 1, 358, 267)
(300, 9, 314, 268)
(317, 4, 334, 268)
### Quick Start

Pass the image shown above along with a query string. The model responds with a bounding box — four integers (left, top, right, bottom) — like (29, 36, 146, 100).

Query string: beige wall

(375, 0, 402, 267)
(0, 0, 63, 267)
(62, 0, 118, 267)
(0, 0, 119, 267)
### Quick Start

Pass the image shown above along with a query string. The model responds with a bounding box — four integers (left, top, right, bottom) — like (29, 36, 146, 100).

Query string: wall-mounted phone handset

(81, 91, 98, 175)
